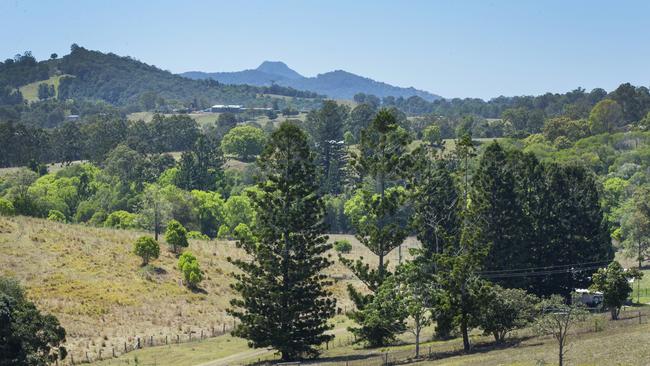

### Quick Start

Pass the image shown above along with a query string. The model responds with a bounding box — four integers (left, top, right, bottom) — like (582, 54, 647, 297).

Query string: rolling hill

(1, 47, 323, 110)
(0, 215, 416, 362)
(181, 61, 443, 101)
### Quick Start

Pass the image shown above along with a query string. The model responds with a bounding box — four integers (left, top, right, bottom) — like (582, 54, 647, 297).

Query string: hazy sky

(2, 0, 648, 99)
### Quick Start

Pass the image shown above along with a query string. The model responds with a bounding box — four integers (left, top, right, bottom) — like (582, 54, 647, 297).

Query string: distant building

(66, 114, 80, 121)
(210, 104, 244, 113)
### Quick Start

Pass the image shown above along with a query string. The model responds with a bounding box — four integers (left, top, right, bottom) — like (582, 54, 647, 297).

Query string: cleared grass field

(18, 74, 71, 102)
(0, 215, 416, 362)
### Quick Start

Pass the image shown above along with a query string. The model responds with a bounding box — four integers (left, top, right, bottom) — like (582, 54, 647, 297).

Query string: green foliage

(217, 224, 231, 239)
(0, 198, 15, 216)
(348, 275, 407, 347)
(191, 190, 225, 238)
(104, 210, 138, 229)
(177, 252, 203, 288)
(47, 209, 66, 223)
(472, 143, 613, 297)
(590, 261, 640, 319)
(422, 124, 443, 148)
(187, 231, 210, 240)
(0, 276, 67, 365)
(589, 99, 624, 134)
(132, 236, 160, 266)
(223, 194, 255, 232)
(165, 219, 189, 253)
(333, 240, 352, 253)
(477, 285, 538, 343)
(176, 135, 224, 191)
(228, 122, 335, 361)
(620, 187, 650, 268)
(221, 125, 266, 162)
(232, 223, 255, 243)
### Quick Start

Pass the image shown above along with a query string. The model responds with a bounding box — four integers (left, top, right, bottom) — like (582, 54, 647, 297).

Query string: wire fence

(61, 322, 237, 365)
(56, 307, 650, 366)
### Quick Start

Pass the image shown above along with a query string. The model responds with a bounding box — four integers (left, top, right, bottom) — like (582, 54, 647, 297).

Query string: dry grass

(0, 215, 413, 361)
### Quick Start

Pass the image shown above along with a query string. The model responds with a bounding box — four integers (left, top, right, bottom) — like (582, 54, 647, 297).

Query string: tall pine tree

(227, 122, 336, 361)
(471, 142, 529, 288)
(341, 109, 412, 346)
(306, 100, 349, 194)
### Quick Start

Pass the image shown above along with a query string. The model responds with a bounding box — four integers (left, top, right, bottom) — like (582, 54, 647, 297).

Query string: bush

(47, 209, 66, 223)
(333, 239, 352, 253)
(133, 236, 160, 266)
(89, 210, 108, 226)
(177, 252, 203, 288)
(104, 210, 138, 229)
(165, 219, 188, 253)
(187, 231, 210, 240)
(0, 198, 15, 216)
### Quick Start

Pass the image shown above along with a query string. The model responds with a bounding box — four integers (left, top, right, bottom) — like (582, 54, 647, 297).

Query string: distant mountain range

(181, 61, 442, 101)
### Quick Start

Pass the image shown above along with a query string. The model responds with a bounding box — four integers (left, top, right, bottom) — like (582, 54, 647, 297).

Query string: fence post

(99, 349, 102, 360)
(85, 351, 89, 363)
(70, 354, 74, 365)
(112, 347, 115, 358)
(177, 334, 180, 344)
(137, 337, 140, 349)
(166, 335, 168, 344)
(640, 311, 642, 324)
(428, 346, 431, 358)
(384, 352, 388, 366)
(223, 324, 226, 333)
(150, 335, 153, 346)
(201, 330, 204, 339)
(124, 342, 127, 353)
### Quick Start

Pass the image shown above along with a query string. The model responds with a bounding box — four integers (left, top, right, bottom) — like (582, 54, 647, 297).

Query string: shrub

(133, 236, 160, 266)
(165, 219, 188, 253)
(333, 239, 352, 253)
(104, 210, 138, 229)
(187, 231, 210, 240)
(178, 252, 203, 288)
(0, 198, 15, 216)
(47, 209, 66, 223)
(89, 210, 108, 226)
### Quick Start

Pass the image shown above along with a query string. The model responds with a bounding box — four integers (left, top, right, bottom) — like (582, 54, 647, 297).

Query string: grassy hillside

(0, 215, 416, 361)
(18, 74, 70, 102)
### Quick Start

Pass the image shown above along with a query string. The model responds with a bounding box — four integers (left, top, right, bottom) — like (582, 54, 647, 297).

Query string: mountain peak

(256, 61, 303, 80)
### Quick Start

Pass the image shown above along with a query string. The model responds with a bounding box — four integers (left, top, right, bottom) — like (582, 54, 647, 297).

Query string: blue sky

(2, 0, 648, 99)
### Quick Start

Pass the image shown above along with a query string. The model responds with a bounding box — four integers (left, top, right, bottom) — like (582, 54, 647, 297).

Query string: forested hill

(181, 61, 443, 101)
(56, 45, 323, 107)
(0, 46, 323, 112)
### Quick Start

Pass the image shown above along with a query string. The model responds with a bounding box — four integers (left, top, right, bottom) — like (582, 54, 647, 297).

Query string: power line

(478, 260, 611, 275)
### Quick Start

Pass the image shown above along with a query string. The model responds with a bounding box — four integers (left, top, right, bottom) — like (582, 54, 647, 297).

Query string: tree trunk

(415, 328, 420, 358)
(611, 307, 618, 320)
(461, 312, 470, 352)
(558, 342, 563, 366)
